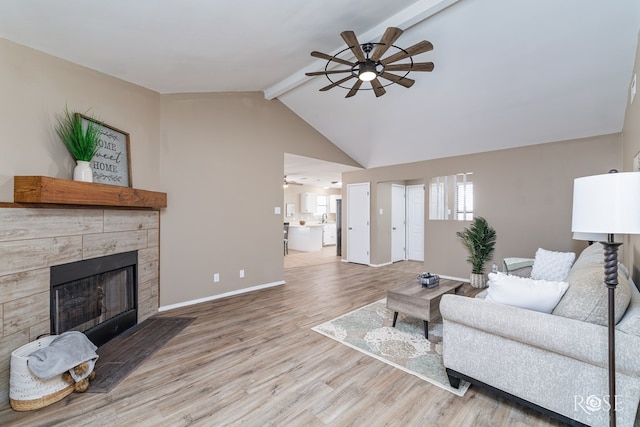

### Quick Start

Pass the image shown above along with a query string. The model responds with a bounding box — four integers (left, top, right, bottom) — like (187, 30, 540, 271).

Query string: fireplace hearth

(50, 251, 138, 347)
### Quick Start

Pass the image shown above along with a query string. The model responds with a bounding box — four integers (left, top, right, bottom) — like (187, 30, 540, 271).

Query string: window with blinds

(456, 180, 473, 221)
(429, 172, 473, 221)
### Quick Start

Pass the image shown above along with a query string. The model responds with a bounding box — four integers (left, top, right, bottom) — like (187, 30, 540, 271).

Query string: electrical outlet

(239, 269, 245, 278)
(213, 273, 220, 283)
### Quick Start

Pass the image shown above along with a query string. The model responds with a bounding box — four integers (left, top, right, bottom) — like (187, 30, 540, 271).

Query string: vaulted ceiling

(2, 0, 639, 175)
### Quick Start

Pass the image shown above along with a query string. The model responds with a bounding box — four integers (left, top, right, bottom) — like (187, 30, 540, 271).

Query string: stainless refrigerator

(336, 199, 342, 256)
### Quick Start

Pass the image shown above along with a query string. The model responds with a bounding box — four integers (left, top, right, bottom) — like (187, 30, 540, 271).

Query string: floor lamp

(572, 170, 640, 427)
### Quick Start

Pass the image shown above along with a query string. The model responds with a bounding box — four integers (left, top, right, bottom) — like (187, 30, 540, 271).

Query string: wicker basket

(9, 336, 75, 411)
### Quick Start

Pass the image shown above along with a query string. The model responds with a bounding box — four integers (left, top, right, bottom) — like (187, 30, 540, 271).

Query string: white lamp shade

(572, 232, 611, 242)
(572, 172, 640, 235)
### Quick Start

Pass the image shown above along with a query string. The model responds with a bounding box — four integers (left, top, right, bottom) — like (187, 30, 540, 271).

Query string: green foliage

(54, 106, 102, 162)
(456, 216, 497, 274)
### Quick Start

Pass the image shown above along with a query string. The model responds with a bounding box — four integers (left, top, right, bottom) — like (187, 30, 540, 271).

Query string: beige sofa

(441, 243, 640, 427)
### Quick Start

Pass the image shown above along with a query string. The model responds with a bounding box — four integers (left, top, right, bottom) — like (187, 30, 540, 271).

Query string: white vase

(469, 273, 487, 288)
(73, 160, 93, 182)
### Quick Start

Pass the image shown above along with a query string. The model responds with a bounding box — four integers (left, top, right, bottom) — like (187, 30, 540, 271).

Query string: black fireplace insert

(50, 251, 137, 347)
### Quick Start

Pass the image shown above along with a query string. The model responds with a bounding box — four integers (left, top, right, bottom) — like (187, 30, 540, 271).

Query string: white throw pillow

(530, 248, 575, 281)
(485, 272, 569, 313)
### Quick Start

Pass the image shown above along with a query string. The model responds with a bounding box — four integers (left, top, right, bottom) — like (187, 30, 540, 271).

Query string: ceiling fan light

(358, 62, 377, 82)
(359, 70, 376, 82)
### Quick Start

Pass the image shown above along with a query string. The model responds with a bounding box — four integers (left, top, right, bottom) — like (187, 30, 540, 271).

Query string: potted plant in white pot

(54, 107, 102, 182)
(456, 216, 497, 288)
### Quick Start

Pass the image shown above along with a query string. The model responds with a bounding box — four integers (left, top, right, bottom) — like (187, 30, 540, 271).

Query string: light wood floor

(0, 259, 562, 427)
(284, 245, 340, 269)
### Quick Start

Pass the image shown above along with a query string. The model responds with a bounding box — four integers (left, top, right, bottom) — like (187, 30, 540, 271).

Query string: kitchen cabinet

(300, 192, 317, 213)
(322, 223, 337, 246)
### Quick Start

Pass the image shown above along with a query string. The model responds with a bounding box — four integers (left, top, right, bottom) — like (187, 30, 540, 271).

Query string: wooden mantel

(13, 176, 167, 209)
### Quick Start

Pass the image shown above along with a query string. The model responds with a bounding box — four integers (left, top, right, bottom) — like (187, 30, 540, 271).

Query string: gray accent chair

(441, 243, 640, 426)
(502, 256, 534, 277)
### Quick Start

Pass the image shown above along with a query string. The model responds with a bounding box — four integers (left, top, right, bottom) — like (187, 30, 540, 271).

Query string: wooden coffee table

(386, 278, 465, 339)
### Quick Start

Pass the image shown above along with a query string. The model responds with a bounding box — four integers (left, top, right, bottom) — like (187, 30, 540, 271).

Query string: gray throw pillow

(552, 264, 631, 326)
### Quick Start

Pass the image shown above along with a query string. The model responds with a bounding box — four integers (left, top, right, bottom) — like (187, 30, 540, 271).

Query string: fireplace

(50, 251, 138, 347)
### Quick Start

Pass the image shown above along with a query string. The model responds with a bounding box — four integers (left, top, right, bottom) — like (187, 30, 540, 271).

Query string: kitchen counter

(288, 224, 323, 251)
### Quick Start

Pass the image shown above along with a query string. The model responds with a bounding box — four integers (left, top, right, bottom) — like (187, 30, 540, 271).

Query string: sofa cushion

(618, 314, 640, 337)
(552, 264, 631, 326)
(571, 242, 606, 270)
(485, 272, 569, 313)
(530, 248, 575, 281)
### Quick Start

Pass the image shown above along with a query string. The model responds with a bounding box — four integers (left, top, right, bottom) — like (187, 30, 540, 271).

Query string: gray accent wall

(342, 133, 622, 278)
(0, 39, 360, 311)
(0, 32, 638, 313)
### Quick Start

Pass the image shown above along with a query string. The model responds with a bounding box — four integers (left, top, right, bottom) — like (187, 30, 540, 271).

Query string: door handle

(392, 227, 397, 230)
(348, 227, 353, 230)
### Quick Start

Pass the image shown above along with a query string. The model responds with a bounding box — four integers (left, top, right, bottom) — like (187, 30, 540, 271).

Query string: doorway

(391, 184, 406, 262)
(346, 182, 370, 265)
(406, 184, 425, 261)
(283, 153, 361, 269)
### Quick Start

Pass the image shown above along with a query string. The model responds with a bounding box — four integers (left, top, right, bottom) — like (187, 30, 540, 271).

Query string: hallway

(284, 245, 340, 269)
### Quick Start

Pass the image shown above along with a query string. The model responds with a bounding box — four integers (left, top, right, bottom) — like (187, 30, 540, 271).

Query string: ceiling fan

(283, 176, 303, 188)
(305, 27, 434, 98)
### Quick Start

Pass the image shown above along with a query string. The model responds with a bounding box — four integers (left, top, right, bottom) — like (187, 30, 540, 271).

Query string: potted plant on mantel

(54, 106, 102, 183)
(456, 216, 497, 288)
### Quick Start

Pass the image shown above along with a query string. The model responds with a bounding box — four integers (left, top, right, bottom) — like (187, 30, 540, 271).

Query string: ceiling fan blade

(370, 27, 403, 62)
(345, 80, 363, 98)
(384, 62, 434, 72)
(311, 51, 355, 67)
(379, 72, 414, 88)
(320, 75, 355, 91)
(370, 78, 386, 97)
(306, 69, 353, 77)
(381, 40, 434, 65)
(340, 30, 366, 62)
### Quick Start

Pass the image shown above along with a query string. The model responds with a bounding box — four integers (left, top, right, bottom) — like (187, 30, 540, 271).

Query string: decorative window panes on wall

(429, 172, 473, 221)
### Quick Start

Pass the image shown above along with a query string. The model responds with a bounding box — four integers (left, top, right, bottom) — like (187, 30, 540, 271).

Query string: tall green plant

(54, 107, 102, 162)
(456, 216, 497, 274)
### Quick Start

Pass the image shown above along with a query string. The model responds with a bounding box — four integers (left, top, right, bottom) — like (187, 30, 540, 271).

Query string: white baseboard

(340, 259, 392, 267)
(439, 274, 469, 283)
(339, 259, 467, 280)
(369, 262, 392, 267)
(158, 280, 286, 312)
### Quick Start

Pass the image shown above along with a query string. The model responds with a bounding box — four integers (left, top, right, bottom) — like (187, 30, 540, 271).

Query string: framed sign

(81, 115, 132, 187)
(286, 203, 295, 217)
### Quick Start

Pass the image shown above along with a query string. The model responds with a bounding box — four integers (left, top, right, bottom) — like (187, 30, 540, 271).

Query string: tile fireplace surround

(0, 207, 160, 404)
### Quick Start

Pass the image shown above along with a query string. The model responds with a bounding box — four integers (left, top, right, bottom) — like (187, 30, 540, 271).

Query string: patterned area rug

(312, 299, 469, 396)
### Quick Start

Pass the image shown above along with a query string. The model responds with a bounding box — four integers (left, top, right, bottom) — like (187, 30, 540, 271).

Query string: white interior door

(347, 182, 370, 265)
(391, 184, 406, 262)
(406, 184, 424, 262)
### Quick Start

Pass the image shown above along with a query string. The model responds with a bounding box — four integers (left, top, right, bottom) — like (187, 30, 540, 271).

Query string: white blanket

(27, 331, 98, 381)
